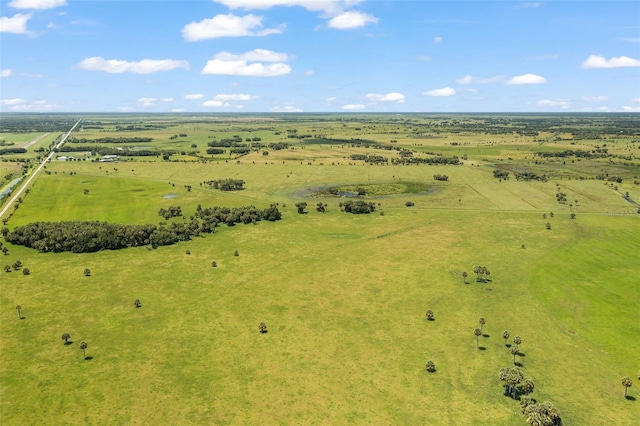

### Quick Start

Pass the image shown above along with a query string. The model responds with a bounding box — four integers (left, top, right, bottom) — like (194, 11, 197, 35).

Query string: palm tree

(259, 322, 267, 333)
(502, 330, 510, 346)
(523, 378, 535, 395)
(425, 360, 436, 372)
(80, 341, 88, 359)
(134, 299, 141, 308)
(513, 335, 522, 349)
(478, 317, 486, 332)
(474, 328, 482, 348)
(61, 333, 71, 345)
(511, 345, 519, 364)
(462, 271, 468, 284)
(425, 310, 434, 321)
(622, 376, 632, 397)
(16, 305, 22, 319)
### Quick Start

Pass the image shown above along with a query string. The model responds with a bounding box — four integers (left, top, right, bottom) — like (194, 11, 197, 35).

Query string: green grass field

(1, 114, 639, 425)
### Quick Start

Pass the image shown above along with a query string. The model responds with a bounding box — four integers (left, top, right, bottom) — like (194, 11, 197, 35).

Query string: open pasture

(1, 114, 639, 425)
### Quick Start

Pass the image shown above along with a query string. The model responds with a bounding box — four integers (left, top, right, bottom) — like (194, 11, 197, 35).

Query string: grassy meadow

(1, 114, 639, 425)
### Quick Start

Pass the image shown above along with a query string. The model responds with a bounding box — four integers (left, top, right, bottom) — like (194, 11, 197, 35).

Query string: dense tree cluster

(0, 148, 27, 155)
(349, 154, 388, 164)
(340, 200, 376, 214)
(514, 171, 548, 182)
(6, 204, 281, 253)
(433, 174, 449, 181)
(68, 137, 152, 144)
(158, 206, 182, 220)
(204, 179, 245, 191)
(534, 149, 606, 159)
(493, 170, 510, 179)
(206, 148, 225, 155)
(268, 142, 289, 150)
(391, 156, 461, 165)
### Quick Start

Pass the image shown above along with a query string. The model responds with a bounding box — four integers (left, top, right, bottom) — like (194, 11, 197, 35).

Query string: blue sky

(1, 0, 639, 113)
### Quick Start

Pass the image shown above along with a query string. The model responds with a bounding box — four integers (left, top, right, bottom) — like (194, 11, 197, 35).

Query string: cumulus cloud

(456, 74, 502, 84)
(213, 1, 363, 15)
(423, 87, 456, 97)
(1, 69, 13, 77)
(202, 100, 228, 107)
(537, 99, 571, 109)
(9, 0, 66, 9)
(182, 13, 282, 41)
(271, 105, 303, 112)
(366, 92, 405, 103)
(137, 97, 157, 107)
(505, 73, 547, 85)
(184, 93, 204, 100)
(433, 36, 442, 43)
(342, 104, 366, 110)
(622, 106, 640, 112)
(201, 49, 291, 77)
(77, 57, 190, 74)
(327, 11, 378, 29)
(582, 55, 640, 69)
(632, 98, 640, 103)
(0, 13, 32, 34)
(213, 93, 257, 101)
(0, 98, 25, 105)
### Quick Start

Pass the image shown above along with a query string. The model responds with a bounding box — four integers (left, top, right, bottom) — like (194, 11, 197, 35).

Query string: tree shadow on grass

(518, 352, 526, 357)
(477, 346, 487, 351)
(514, 362, 523, 367)
(625, 395, 636, 401)
(482, 334, 490, 338)
(64, 341, 73, 346)
(84, 356, 93, 361)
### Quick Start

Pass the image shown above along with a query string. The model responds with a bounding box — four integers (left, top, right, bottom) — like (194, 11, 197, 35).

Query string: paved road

(0, 118, 82, 221)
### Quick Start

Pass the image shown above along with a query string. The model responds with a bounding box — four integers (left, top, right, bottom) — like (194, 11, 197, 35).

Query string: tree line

(3, 204, 282, 253)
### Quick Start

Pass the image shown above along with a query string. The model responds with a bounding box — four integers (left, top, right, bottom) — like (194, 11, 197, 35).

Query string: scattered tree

(84, 268, 91, 277)
(3, 265, 10, 273)
(513, 335, 522, 349)
(16, 305, 22, 319)
(259, 322, 267, 333)
(479, 317, 486, 332)
(425, 360, 436, 372)
(426, 310, 434, 321)
(502, 330, 510, 346)
(211, 261, 217, 267)
(462, 271, 468, 283)
(22, 268, 30, 275)
(80, 341, 88, 359)
(61, 333, 71, 345)
(134, 299, 141, 308)
(295, 202, 308, 214)
(622, 376, 633, 397)
(474, 328, 482, 348)
(511, 345, 519, 364)
(233, 250, 239, 256)
(522, 378, 535, 396)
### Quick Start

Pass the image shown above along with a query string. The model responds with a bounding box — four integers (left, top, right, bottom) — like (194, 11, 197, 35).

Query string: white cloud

(117, 106, 135, 112)
(161, 98, 173, 102)
(182, 13, 282, 41)
(631, 98, 640, 103)
(433, 36, 442, 43)
(212, 93, 257, 101)
(327, 11, 377, 29)
(0, 98, 25, 105)
(537, 99, 571, 109)
(77, 57, 190, 74)
(202, 100, 229, 107)
(0, 13, 32, 34)
(304, 70, 314, 76)
(423, 87, 456, 97)
(582, 96, 608, 102)
(456, 74, 503, 84)
(171, 108, 186, 113)
(622, 106, 640, 112)
(137, 97, 157, 107)
(326, 96, 337, 102)
(184, 93, 204, 100)
(1, 69, 13, 77)
(271, 105, 303, 112)
(213, 1, 362, 15)
(505, 73, 547, 85)
(342, 104, 366, 110)
(9, 0, 66, 10)
(582, 55, 640, 69)
(366, 92, 405, 103)
(201, 49, 291, 77)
